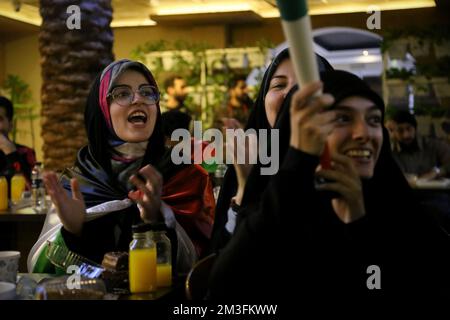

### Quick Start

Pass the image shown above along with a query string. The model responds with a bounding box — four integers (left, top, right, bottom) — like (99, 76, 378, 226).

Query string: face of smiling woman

(109, 70, 158, 143)
(327, 96, 383, 179)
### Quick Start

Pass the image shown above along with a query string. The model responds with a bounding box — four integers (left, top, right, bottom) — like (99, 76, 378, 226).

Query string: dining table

(15, 272, 185, 300)
(0, 204, 47, 272)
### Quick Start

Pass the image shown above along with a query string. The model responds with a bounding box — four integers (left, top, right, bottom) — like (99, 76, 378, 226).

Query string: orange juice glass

(11, 174, 26, 205)
(0, 176, 8, 210)
(157, 263, 172, 287)
(129, 247, 157, 293)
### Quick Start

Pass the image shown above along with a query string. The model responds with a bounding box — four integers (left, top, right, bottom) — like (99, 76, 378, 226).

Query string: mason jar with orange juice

(152, 223, 172, 288)
(0, 176, 8, 210)
(10, 162, 26, 205)
(129, 223, 157, 293)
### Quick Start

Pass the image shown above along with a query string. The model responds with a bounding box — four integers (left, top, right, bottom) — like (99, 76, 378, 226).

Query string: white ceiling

(0, 0, 437, 27)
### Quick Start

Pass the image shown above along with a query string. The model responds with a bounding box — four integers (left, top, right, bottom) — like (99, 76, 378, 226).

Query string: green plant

(414, 104, 447, 118)
(385, 68, 414, 80)
(2, 74, 37, 146)
(131, 39, 272, 128)
(416, 56, 450, 80)
(381, 25, 450, 53)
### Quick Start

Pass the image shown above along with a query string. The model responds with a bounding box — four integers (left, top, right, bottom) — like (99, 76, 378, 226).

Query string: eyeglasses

(107, 85, 160, 106)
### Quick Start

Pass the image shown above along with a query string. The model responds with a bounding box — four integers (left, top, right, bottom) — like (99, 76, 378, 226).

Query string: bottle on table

(0, 176, 8, 210)
(10, 162, 26, 205)
(129, 223, 157, 293)
(152, 223, 172, 287)
(212, 163, 227, 201)
(31, 162, 47, 213)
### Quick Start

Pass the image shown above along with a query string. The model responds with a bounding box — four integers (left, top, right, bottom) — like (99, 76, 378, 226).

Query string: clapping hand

(43, 171, 86, 235)
(129, 164, 163, 223)
(222, 117, 256, 205)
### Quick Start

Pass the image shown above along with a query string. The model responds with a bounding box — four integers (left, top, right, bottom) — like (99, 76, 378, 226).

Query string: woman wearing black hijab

(208, 70, 449, 302)
(29, 60, 215, 273)
(211, 49, 333, 251)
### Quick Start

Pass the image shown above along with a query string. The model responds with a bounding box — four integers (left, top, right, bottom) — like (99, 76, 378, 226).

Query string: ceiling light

(155, 3, 252, 15)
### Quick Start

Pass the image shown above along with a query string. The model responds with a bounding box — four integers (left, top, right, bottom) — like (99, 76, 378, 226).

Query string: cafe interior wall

(2, 33, 42, 162)
(1, 7, 448, 164)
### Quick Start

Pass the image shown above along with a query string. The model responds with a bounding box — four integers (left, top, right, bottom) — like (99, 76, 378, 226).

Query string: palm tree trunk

(39, 0, 114, 171)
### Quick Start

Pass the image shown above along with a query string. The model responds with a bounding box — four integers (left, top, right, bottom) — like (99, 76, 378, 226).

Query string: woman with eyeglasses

(29, 60, 215, 275)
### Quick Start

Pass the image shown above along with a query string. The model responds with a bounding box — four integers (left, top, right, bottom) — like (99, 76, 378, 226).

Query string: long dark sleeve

(208, 147, 348, 300)
(208, 147, 450, 301)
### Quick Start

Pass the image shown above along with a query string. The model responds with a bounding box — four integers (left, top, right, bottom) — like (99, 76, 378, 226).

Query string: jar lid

(131, 223, 152, 234)
(150, 222, 168, 232)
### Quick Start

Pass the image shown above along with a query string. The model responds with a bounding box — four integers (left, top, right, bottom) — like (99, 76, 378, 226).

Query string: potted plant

(430, 57, 450, 105)
(432, 26, 450, 59)
(2, 75, 38, 148)
(407, 28, 432, 58)
(385, 68, 413, 99)
(381, 30, 408, 60)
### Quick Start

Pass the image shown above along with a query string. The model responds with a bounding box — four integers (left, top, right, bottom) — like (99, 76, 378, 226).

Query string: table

(0, 207, 46, 272)
(411, 183, 450, 233)
(17, 273, 185, 300)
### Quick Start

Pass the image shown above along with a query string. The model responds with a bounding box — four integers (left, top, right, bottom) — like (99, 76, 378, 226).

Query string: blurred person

(0, 96, 36, 184)
(391, 110, 450, 180)
(224, 74, 254, 126)
(161, 75, 191, 115)
(161, 109, 192, 148)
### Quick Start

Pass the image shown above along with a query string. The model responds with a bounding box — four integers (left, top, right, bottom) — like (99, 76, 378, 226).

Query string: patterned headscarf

(98, 59, 160, 146)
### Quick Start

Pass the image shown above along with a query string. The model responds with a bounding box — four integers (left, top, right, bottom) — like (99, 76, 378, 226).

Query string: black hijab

(319, 70, 411, 201)
(209, 70, 449, 300)
(240, 51, 334, 207)
(211, 49, 333, 250)
(247, 69, 412, 209)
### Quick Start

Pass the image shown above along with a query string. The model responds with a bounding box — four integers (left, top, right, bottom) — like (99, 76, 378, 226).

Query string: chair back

(185, 253, 217, 300)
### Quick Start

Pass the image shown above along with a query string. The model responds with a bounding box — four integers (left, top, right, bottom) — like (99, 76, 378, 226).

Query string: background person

(161, 75, 191, 115)
(224, 74, 254, 126)
(0, 96, 36, 184)
(391, 109, 450, 181)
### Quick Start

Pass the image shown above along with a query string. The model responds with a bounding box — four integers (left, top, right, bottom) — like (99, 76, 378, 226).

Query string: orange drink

(0, 176, 7, 210)
(11, 173, 26, 204)
(129, 247, 157, 293)
(157, 263, 172, 287)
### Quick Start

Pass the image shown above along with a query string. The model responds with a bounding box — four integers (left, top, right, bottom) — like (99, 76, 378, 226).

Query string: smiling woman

(28, 60, 215, 277)
(208, 70, 450, 302)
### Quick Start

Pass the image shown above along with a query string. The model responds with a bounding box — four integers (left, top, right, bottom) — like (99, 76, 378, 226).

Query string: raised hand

(128, 164, 163, 223)
(289, 82, 335, 156)
(222, 117, 256, 205)
(43, 171, 86, 235)
(315, 153, 366, 224)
